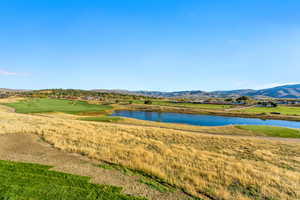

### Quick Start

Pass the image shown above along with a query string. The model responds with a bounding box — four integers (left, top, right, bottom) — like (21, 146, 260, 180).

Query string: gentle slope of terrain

(0, 159, 145, 200)
(95, 84, 300, 98)
(240, 106, 300, 116)
(4, 98, 111, 114)
(236, 125, 300, 138)
(1, 98, 300, 200)
(0, 106, 299, 199)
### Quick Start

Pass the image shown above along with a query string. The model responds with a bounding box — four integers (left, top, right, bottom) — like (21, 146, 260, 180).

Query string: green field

(236, 125, 300, 138)
(5, 98, 112, 114)
(0, 159, 146, 200)
(132, 100, 231, 110)
(241, 106, 300, 116)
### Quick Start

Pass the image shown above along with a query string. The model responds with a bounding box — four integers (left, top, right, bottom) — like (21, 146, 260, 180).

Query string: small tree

(236, 96, 249, 101)
(225, 98, 233, 102)
(270, 101, 278, 107)
(144, 100, 152, 105)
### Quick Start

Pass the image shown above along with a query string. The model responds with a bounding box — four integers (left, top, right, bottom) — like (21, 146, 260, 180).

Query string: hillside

(0, 88, 30, 93)
(3, 84, 300, 99)
(249, 84, 300, 98)
(98, 84, 300, 99)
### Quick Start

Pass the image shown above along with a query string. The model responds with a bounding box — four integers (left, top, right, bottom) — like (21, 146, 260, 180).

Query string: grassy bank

(4, 98, 112, 114)
(116, 103, 300, 122)
(0, 109, 299, 200)
(116, 117, 300, 138)
(79, 116, 122, 123)
(0, 159, 146, 200)
(240, 106, 300, 116)
(132, 100, 232, 110)
(236, 125, 300, 138)
(131, 100, 300, 117)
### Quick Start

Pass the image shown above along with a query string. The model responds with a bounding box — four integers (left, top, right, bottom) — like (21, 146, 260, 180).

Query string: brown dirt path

(0, 133, 191, 200)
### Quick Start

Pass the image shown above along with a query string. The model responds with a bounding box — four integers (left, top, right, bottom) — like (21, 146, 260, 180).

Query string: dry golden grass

(0, 108, 299, 200)
(0, 97, 24, 104)
(118, 117, 259, 136)
(39, 112, 256, 136)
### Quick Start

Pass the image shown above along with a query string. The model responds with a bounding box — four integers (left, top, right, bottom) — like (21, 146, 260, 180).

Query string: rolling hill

(94, 84, 300, 99)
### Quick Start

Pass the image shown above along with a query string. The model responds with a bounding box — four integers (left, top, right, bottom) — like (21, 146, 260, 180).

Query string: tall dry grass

(117, 117, 260, 136)
(0, 97, 24, 104)
(0, 109, 299, 200)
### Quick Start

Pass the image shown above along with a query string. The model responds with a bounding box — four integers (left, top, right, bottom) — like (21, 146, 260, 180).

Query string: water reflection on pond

(111, 110, 300, 129)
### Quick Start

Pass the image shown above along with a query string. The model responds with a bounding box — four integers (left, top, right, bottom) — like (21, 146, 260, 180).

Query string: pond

(111, 110, 300, 129)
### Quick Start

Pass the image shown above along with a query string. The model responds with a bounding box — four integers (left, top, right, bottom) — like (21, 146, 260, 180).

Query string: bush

(236, 96, 250, 101)
(144, 100, 152, 105)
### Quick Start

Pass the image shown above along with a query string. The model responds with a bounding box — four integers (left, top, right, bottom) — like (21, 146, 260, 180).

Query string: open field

(0, 159, 146, 200)
(0, 97, 24, 104)
(114, 103, 300, 122)
(115, 117, 300, 138)
(33, 109, 300, 139)
(9, 99, 299, 139)
(0, 133, 188, 200)
(236, 125, 300, 138)
(132, 100, 232, 110)
(0, 105, 299, 200)
(5, 97, 300, 123)
(3, 98, 112, 114)
(240, 106, 300, 116)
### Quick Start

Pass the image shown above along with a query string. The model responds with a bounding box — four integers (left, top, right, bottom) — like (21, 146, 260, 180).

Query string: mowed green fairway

(241, 106, 300, 116)
(0, 160, 146, 200)
(236, 125, 300, 138)
(5, 98, 112, 114)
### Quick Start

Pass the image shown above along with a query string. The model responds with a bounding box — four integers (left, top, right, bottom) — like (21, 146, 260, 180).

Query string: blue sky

(0, 0, 299, 91)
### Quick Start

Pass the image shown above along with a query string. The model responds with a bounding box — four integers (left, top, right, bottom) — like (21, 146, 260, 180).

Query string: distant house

(275, 100, 288, 105)
(275, 100, 300, 105)
(289, 100, 300, 105)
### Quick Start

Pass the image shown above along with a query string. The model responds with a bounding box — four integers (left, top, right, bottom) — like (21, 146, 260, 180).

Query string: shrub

(144, 100, 152, 105)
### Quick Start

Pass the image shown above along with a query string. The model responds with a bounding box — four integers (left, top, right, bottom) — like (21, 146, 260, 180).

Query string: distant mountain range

(2, 84, 300, 99)
(94, 84, 300, 99)
(0, 88, 29, 93)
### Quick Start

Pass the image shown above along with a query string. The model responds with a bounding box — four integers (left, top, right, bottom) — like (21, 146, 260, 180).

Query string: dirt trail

(0, 133, 190, 200)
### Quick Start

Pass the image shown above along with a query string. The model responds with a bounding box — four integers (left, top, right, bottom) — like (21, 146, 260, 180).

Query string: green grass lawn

(241, 106, 300, 116)
(0, 159, 146, 200)
(236, 125, 300, 138)
(132, 100, 231, 110)
(4, 98, 112, 114)
(79, 116, 122, 123)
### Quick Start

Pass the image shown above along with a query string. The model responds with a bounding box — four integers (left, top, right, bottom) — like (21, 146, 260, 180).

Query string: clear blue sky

(0, 0, 299, 91)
